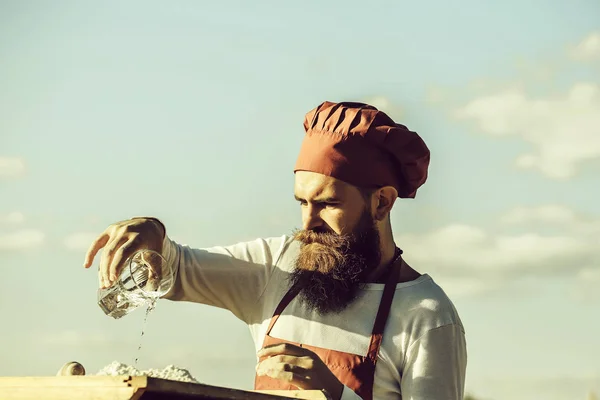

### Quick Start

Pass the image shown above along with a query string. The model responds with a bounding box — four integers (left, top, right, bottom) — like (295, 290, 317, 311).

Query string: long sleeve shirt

(161, 234, 467, 400)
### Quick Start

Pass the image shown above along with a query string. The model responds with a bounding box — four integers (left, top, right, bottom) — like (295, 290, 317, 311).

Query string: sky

(1, 1, 599, 399)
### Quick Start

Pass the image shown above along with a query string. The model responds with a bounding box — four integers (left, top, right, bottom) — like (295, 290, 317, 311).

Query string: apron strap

(265, 284, 301, 336)
(367, 248, 403, 364)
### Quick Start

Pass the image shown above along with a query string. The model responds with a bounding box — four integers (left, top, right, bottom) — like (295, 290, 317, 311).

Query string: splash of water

(134, 298, 157, 367)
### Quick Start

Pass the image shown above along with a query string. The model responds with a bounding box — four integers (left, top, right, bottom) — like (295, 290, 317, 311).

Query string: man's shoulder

(390, 275, 464, 334)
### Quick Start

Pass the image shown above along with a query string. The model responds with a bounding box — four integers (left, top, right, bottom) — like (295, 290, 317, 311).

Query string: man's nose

(302, 206, 324, 231)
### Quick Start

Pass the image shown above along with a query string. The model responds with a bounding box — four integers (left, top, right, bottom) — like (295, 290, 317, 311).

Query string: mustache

(291, 229, 357, 277)
(292, 229, 351, 248)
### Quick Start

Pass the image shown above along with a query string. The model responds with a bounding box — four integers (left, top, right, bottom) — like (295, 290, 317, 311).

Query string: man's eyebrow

(294, 194, 340, 203)
(315, 196, 340, 203)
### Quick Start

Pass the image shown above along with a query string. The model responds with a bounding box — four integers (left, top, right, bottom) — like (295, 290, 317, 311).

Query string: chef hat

(294, 101, 430, 198)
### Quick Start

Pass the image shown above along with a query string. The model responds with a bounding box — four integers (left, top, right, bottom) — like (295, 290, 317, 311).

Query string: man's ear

(374, 186, 397, 221)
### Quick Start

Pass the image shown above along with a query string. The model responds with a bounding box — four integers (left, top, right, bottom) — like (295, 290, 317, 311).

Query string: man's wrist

(130, 216, 166, 239)
(147, 217, 166, 239)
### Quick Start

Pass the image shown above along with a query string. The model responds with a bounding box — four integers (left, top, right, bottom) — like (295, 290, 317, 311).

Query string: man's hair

(357, 186, 380, 203)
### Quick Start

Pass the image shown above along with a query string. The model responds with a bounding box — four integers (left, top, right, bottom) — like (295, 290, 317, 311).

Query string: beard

(289, 209, 382, 315)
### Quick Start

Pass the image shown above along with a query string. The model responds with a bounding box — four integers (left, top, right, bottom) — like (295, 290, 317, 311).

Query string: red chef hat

(294, 101, 430, 198)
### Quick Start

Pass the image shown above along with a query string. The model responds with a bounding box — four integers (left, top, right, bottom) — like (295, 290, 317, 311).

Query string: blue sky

(1, 1, 599, 399)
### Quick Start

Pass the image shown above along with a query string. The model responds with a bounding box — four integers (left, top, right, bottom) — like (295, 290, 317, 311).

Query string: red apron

(255, 254, 402, 400)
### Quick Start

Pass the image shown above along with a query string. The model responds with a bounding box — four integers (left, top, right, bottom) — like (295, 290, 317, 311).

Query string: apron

(255, 249, 403, 400)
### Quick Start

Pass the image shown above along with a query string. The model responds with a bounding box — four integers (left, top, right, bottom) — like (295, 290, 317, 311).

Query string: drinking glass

(97, 249, 174, 319)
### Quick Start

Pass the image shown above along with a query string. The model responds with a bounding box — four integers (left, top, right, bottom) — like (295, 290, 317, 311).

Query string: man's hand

(83, 217, 165, 289)
(256, 343, 344, 400)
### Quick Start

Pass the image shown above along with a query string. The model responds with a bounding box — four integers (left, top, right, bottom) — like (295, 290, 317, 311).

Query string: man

(84, 101, 467, 400)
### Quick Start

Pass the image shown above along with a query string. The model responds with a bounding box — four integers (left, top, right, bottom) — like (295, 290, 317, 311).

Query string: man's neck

(363, 241, 398, 283)
(364, 235, 422, 284)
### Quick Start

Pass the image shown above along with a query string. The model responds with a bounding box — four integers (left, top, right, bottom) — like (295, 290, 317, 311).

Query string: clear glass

(97, 249, 174, 319)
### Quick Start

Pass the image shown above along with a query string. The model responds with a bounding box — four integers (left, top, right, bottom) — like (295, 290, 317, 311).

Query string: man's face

(294, 171, 368, 236)
(290, 171, 382, 315)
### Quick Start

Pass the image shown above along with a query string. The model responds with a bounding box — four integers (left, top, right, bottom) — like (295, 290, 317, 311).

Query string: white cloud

(425, 86, 446, 104)
(500, 205, 600, 236)
(0, 212, 25, 224)
(455, 82, 600, 179)
(64, 232, 97, 251)
(570, 268, 600, 302)
(577, 268, 600, 282)
(0, 229, 45, 250)
(399, 205, 600, 298)
(452, 31, 600, 180)
(433, 276, 492, 299)
(500, 204, 577, 225)
(363, 96, 403, 119)
(571, 31, 600, 61)
(400, 225, 594, 275)
(0, 157, 26, 178)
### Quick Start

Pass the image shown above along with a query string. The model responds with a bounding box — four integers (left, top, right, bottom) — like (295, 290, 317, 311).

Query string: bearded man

(85, 101, 467, 400)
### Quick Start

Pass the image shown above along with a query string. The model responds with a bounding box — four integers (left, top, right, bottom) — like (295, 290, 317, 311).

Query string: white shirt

(162, 235, 467, 400)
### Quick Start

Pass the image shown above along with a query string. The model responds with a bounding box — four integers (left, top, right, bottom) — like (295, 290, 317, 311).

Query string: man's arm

(161, 233, 291, 323)
(401, 324, 467, 400)
(84, 216, 291, 324)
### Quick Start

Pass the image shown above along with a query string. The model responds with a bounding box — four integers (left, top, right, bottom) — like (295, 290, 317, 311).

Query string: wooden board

(0, 376, 330, 400)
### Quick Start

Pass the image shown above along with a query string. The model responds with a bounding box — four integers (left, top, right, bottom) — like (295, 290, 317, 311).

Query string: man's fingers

(257, 343, 308, 358)
(259, 369, 309, 388)
(98, 268, 104, 289)
(84, 233, 110, 269)
(256, 355, 316, 385)
(109, 236, 139, 283)
(99, 237, 126, 288)
(256, 343, 342, 396)
(257, 355, 313, 372)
